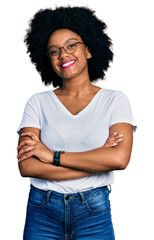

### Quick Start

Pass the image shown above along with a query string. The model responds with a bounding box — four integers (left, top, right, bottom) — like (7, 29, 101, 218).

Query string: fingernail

(113, 132, 118, 135)
(21, 133, 25, 136)
(118, 138, 123, 141)
(113, 143, 118, 146)
(119, 134, 123, 137)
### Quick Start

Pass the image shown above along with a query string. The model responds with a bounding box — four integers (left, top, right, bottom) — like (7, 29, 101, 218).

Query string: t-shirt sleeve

(17, 94, 41, 135)
(110, 91, 137, 132)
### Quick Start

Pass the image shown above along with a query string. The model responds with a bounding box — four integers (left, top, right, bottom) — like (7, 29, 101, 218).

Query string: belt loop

(79, 192, 86, 206)
(108, 185, 112, 193)
(46, 190, 52, 204)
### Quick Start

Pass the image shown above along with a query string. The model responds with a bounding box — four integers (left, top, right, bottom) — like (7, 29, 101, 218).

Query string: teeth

(61, 61, 75, 67)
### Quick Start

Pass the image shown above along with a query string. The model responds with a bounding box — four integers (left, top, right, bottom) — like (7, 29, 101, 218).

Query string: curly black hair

(24, 6, 113, 87)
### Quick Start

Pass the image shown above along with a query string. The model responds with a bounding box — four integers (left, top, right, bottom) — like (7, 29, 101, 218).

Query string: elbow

(20, 169, 28, 178)
(117, 160, 128, 170)
(18, 162, 30, 177)
(116, 154, 130, 170)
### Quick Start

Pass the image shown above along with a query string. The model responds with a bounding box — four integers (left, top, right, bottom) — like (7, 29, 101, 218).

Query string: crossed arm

(17, 123, 133, 181)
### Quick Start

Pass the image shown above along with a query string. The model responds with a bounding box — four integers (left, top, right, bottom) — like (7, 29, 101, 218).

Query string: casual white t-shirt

(17, 88, 137, 193)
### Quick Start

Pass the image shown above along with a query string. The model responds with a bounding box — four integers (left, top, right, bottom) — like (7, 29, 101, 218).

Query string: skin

(17, 29, 133, 180)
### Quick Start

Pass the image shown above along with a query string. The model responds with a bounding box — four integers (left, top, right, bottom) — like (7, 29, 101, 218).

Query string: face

(47, 29, 91, 81)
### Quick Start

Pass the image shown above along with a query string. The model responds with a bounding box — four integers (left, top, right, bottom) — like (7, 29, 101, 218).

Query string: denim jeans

(23, 184, 115, 240)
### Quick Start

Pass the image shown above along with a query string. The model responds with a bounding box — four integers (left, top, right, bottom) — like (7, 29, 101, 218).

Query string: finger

(115, 134, 124, 139)
(18, 151, 34, 162)
(17, 139, 35, 150)
(104, 141, 119, 147)
(20, 132, 39, 141)
(17, 146, 34, 159)
(106, 136, 118, 143)
(109, 141, 118, 146)
(111, 132, 118, 136)
(108, 137, 123, 143)
(108, 135, 123, 142)
(112, 142, 118, 146)
(106, 137, 123, 147)
(115, 137, 123, 143)
(104, 132, 123, 146)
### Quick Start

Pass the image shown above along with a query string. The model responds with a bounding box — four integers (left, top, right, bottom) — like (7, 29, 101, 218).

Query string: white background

(0, 0, 154, 239)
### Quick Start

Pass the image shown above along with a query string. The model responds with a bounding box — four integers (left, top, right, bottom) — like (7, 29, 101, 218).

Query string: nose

(59, 47, 69, 59)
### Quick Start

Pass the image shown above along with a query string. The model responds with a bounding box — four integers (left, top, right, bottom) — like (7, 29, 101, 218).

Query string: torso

(53, 86, 102, 115)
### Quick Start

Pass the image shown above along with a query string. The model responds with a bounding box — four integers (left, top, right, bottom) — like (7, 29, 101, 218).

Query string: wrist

(49, 150, 54, 164)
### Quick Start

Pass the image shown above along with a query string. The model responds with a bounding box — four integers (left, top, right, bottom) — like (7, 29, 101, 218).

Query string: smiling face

(47, 29, 91, 81)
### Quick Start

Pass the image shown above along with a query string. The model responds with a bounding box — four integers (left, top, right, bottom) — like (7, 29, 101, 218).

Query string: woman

(17, 6, 136, 240)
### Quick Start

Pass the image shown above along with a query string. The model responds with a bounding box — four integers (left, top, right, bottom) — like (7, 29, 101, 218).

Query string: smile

(60, 60, 76, 69)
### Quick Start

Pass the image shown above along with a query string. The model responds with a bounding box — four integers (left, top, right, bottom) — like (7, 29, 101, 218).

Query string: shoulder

(101, 88, 126, 100)
(102, 88, 129, 100)
(31, 90, 52, 98)
(99, 88, 133, 111)
(24, 90, 53, 111)
(27, 90, 52, 102)
(102, 88, 125, 95)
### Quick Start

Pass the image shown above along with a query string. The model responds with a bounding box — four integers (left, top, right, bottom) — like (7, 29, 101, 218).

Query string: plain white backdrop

(1, 0, 154, 239)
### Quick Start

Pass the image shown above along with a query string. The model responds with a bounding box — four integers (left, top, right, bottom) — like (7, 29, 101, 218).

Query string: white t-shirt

(17, 88, 137, 193)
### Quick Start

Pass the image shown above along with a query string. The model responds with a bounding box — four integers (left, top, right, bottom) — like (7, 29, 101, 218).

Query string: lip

(60, 60, 76, 69)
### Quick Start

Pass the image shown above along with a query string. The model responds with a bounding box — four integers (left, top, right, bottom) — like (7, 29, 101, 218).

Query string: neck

(60, 74, 94, 96)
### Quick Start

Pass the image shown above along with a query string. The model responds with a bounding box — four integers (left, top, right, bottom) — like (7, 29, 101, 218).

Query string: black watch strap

(53, 151, 61, 166)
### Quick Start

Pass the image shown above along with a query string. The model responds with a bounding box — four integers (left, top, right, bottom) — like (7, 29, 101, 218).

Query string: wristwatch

(53, 151, 65, 166)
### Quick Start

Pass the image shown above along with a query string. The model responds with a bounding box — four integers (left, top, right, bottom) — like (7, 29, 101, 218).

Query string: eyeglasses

(47, 40, 84, 60)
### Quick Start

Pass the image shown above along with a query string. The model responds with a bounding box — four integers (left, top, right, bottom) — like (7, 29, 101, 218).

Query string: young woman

(17, 6, 137, 239)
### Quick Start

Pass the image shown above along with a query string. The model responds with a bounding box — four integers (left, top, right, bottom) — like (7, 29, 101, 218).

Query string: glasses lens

(48, 47, 59, 59)
(65, 41, 77, 54)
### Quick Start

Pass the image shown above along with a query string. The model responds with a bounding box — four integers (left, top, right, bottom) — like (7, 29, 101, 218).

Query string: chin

(61, 71, 79, 81)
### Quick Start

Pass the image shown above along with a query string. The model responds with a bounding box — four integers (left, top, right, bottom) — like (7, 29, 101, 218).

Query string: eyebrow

(48, 38, 79, 49)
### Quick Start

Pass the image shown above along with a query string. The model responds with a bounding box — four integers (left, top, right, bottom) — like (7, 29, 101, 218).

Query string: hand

(103, 132, 123, 148)
(17, 132, 54, 163)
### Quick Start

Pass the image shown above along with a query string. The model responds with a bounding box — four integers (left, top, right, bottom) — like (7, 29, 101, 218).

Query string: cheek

(50, 62, 60, 74)
(77, 49, 89, 64)
(78, 55, 89, 69)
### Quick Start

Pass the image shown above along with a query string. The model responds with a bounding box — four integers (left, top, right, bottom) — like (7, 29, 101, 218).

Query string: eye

(49, 48, 59, 56)
(67, 43, 76, 49)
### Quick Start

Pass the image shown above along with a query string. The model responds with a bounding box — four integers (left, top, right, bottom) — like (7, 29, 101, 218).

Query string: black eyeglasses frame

(46, 41, 85, 60)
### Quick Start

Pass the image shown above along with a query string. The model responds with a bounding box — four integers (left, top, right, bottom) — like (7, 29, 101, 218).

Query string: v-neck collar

(49, 88, 104, 119)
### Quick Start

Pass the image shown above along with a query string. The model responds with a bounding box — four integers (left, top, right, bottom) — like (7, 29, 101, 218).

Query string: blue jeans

(23, 185, 115, 240)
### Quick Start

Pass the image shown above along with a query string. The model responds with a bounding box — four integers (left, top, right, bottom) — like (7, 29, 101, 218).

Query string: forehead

(47, 29, 82, 47)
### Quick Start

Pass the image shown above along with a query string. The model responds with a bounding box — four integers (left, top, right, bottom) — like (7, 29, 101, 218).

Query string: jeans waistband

(30, 184, 110, 204)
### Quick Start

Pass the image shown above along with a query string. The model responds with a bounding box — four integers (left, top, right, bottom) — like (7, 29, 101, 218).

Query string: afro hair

(24, 6, 113, 87)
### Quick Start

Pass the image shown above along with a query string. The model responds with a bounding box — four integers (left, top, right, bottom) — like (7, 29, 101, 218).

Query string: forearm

(18, 157, 95, 180)
(60, 146, 129, 172)
(59, 124, 133, 172)
(18, 123, 133, 177)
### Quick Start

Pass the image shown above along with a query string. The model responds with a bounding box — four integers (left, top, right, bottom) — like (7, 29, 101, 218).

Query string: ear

(86, 47, 92, 59)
